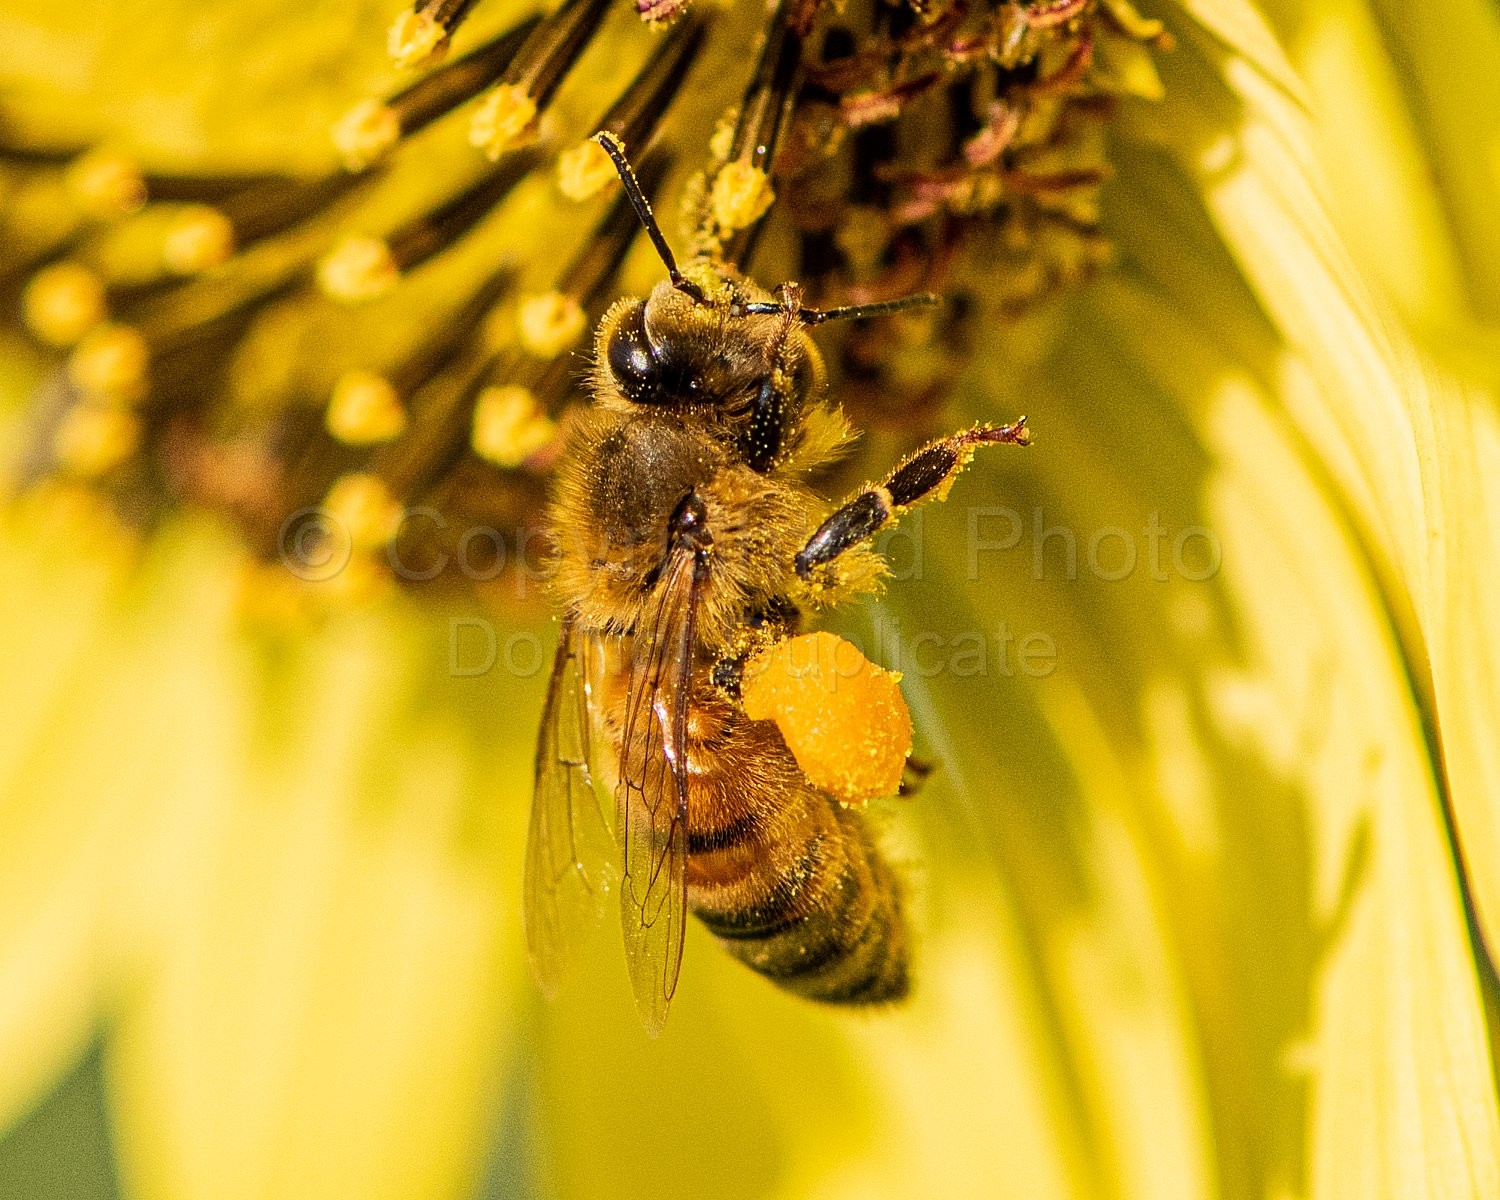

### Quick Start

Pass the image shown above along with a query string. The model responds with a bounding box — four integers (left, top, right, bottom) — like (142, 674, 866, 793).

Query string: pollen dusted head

(594, 282, 817, 415)
(585, 132, 934, 476)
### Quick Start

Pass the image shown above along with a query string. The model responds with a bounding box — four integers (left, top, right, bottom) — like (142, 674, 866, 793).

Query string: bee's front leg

(795, 417, 1030, 580)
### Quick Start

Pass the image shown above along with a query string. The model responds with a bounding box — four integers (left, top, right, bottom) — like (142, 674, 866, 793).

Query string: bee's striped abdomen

(685, 708, 910, 1006)
(695, 809, 909, 1004)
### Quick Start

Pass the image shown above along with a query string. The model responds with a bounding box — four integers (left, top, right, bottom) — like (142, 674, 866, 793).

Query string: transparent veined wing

(524, 617, 616, 996)
(616, 545, 702, 1036)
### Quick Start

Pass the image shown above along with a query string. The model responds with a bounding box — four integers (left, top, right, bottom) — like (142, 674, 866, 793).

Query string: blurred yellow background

(3, 0, 1500, 1197)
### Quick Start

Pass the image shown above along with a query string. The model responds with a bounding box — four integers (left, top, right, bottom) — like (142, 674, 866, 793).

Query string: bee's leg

(743, 299, 818, 474)
(898, 756, 935, 797)
(795, 418, 1029, 579)
(742, 376, 787, 473)
(709, 597, 802, 697)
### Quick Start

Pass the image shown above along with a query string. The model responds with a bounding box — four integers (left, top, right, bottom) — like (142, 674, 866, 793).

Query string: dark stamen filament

(470, 0, 614, 161)
(337, 17, 542, 171)
(558, 12, 708, 200)
(390, 0, 486, 70)
(701, 0, 803, 264)
(387, 150, 542, 272)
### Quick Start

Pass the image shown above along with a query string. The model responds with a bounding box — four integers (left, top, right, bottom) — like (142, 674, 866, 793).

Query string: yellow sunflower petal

(1097, 272, 1500, 1196)
(0, 495, 134, 1132)
(1359, 0, 1500, 321)
(1159, 0, 1500, 1068)
(101, 557, 533, 1200)
(1258, 0, 1500, 1049)
(1114, 8, 1500, 1177)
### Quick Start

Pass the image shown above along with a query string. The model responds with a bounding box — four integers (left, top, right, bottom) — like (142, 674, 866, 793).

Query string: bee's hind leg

(795, 418, 1030, 580)
(898, 756, 936, 797)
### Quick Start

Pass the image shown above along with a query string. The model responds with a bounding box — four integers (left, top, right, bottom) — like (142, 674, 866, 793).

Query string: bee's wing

(617, 546, 702, 1037)
(525, 617, 617, 997)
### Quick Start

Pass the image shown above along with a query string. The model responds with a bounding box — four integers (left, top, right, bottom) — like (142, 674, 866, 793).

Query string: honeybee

(526, 133, 1030, 1034)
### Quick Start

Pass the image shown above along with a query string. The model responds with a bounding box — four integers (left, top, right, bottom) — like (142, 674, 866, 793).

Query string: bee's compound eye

(605, 302, 657, 401)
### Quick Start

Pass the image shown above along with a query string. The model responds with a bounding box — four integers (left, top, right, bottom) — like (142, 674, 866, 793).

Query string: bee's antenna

(741, 292, 942, 325)
(592, 132, 704, 302)
(797, 293, 941, 325)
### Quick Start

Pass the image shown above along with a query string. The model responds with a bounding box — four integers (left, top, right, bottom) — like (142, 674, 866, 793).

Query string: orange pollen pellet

(741, 631, 912, 806)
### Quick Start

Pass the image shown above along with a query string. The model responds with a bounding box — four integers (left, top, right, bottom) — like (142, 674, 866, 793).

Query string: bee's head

(590, 131, 940, 410)
(585, 135, 936, 342)
(598, 282, 789, 409)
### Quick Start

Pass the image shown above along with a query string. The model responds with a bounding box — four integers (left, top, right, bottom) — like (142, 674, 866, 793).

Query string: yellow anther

(332, 99, 401, 172)
(23, 262, 107, 346)
(708, 113, 736, 162)
(516, 291, 586, 358)
(65, 149, 147, 218)
(556, 139, 617, 201)
(472, 385, 556, 467)
(326, 371, 408, 444)
(317, 235, 400, 303)
(163, 205, 237, 274)
(323, 473, 405, 550)
(468, 85, 538, 161)
(67, 323, 150, 401)
(52, 403, 141, 476)
(388, 9, 449, 70)
(710, 162, 774, 235)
